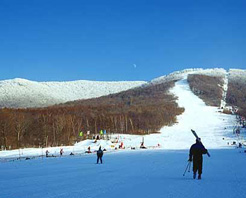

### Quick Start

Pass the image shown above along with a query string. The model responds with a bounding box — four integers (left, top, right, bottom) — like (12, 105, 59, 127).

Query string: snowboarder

(96, 146, 103, 164)
(188, 138, 208, 180)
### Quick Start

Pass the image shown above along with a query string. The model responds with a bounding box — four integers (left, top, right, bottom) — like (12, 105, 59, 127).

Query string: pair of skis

(191, 129, 211, 157)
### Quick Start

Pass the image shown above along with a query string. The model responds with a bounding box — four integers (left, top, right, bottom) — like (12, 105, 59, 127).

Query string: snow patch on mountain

(220, 72, 229, 109)
(0, 78, 147, 108)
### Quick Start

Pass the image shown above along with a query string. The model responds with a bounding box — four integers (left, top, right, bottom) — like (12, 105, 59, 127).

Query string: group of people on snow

(44, 146, 104, 164)
(43, 135, 210, 179)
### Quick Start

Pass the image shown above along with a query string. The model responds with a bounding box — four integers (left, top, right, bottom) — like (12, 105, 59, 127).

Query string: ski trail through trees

(154, 75, 236, 149)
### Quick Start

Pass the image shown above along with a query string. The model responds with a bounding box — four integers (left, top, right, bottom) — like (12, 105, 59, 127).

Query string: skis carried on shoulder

(191, 129, 211, 157)
(191, 129, 199, 139)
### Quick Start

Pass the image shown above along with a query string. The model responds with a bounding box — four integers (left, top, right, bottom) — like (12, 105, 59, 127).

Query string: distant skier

(60, 148, 64, 156)
(45, 150, 49, 157)
(85, 146, 92, 153)
(96, 146, 103, 164)
(88, 146, 91, 153)
(188, 138, 208, 180)
(140, 142, 147, 149)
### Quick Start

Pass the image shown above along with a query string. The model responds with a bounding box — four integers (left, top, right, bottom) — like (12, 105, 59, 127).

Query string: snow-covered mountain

(1, 68, 245, 156)
(0, 78, 147, 108)
(1, 68, 245, 109)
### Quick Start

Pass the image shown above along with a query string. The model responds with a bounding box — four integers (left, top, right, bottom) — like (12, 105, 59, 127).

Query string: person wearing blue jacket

(189, 138, 208, 180)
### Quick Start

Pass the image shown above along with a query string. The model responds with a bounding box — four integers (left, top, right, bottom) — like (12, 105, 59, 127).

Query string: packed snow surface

(1, 149, 246, 198)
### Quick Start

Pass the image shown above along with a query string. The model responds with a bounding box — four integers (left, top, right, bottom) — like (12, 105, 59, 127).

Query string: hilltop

(0, 78, 146, 108)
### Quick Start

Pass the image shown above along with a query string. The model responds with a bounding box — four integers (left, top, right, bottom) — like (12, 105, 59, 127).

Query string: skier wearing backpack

(97, 146, 103, 164)
(188, 138, 208, 180)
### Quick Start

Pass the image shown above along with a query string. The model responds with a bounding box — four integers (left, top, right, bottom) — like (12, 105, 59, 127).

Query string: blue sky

(0, 0, 246, 82)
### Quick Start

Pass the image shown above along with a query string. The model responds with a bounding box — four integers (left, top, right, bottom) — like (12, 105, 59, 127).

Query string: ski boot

(193, 173, 196, 179)
(198, 174, 201, 180)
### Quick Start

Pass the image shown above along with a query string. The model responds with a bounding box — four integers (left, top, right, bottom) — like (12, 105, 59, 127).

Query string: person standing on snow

(45, 150, 49, 157)
(188, 138, 208, 180)
(97, 146, 103, 164)
(60, 148, 64, 156)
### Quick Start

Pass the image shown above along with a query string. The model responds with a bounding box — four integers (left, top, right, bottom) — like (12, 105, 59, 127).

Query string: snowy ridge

(195, 68, 227, 77)
(228, 69, 246, 81)
(0, 68, 236, 108)
(150, 68, 202, 84)
(150, 68, 226, 85)
(0, 78, 147, 108)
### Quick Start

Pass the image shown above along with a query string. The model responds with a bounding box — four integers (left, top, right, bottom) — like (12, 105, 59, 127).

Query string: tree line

(0, 81, 184, 150)
(226, 78, 246, 117)
(187, 74, 224, 107)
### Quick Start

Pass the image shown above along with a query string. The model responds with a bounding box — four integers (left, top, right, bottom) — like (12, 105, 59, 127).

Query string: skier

(45, 150, 49, 157)
(188, 138, 208, 180)
(96, 146, 103, 164)
(88, 146, 91, 153)
(60, 148, 64, 156)
(85, 146, 91, 153)
(119, 142, 124, 149)
(140, 142, 147, 149)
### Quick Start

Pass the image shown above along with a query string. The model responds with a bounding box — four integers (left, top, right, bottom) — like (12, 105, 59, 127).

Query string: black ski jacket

(97, 149, 103, 157)
(189, 142, 207, 161)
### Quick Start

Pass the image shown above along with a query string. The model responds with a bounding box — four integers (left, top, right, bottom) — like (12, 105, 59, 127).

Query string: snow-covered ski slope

(1, 149, 246, 198)
(0, 78, 147, 108)
(1, 69, 246, 198)
(158, 76, 235, 149)
(0, 70, 241, 159)
(120, 73, 237, 150)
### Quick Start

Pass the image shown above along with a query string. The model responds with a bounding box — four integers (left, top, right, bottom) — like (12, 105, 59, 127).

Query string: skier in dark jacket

(97, 146, 103, 164)
(189, 138, 208, 179)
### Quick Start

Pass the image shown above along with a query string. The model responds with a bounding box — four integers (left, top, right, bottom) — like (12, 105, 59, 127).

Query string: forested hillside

(226, 70, 246, 117)
(0, 81, 184, 150)
(187, 74, 224, 107)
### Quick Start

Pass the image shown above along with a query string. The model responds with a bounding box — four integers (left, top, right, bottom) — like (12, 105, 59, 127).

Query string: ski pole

(183, 161, 191, 176)
(188, 161, 191, 172)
